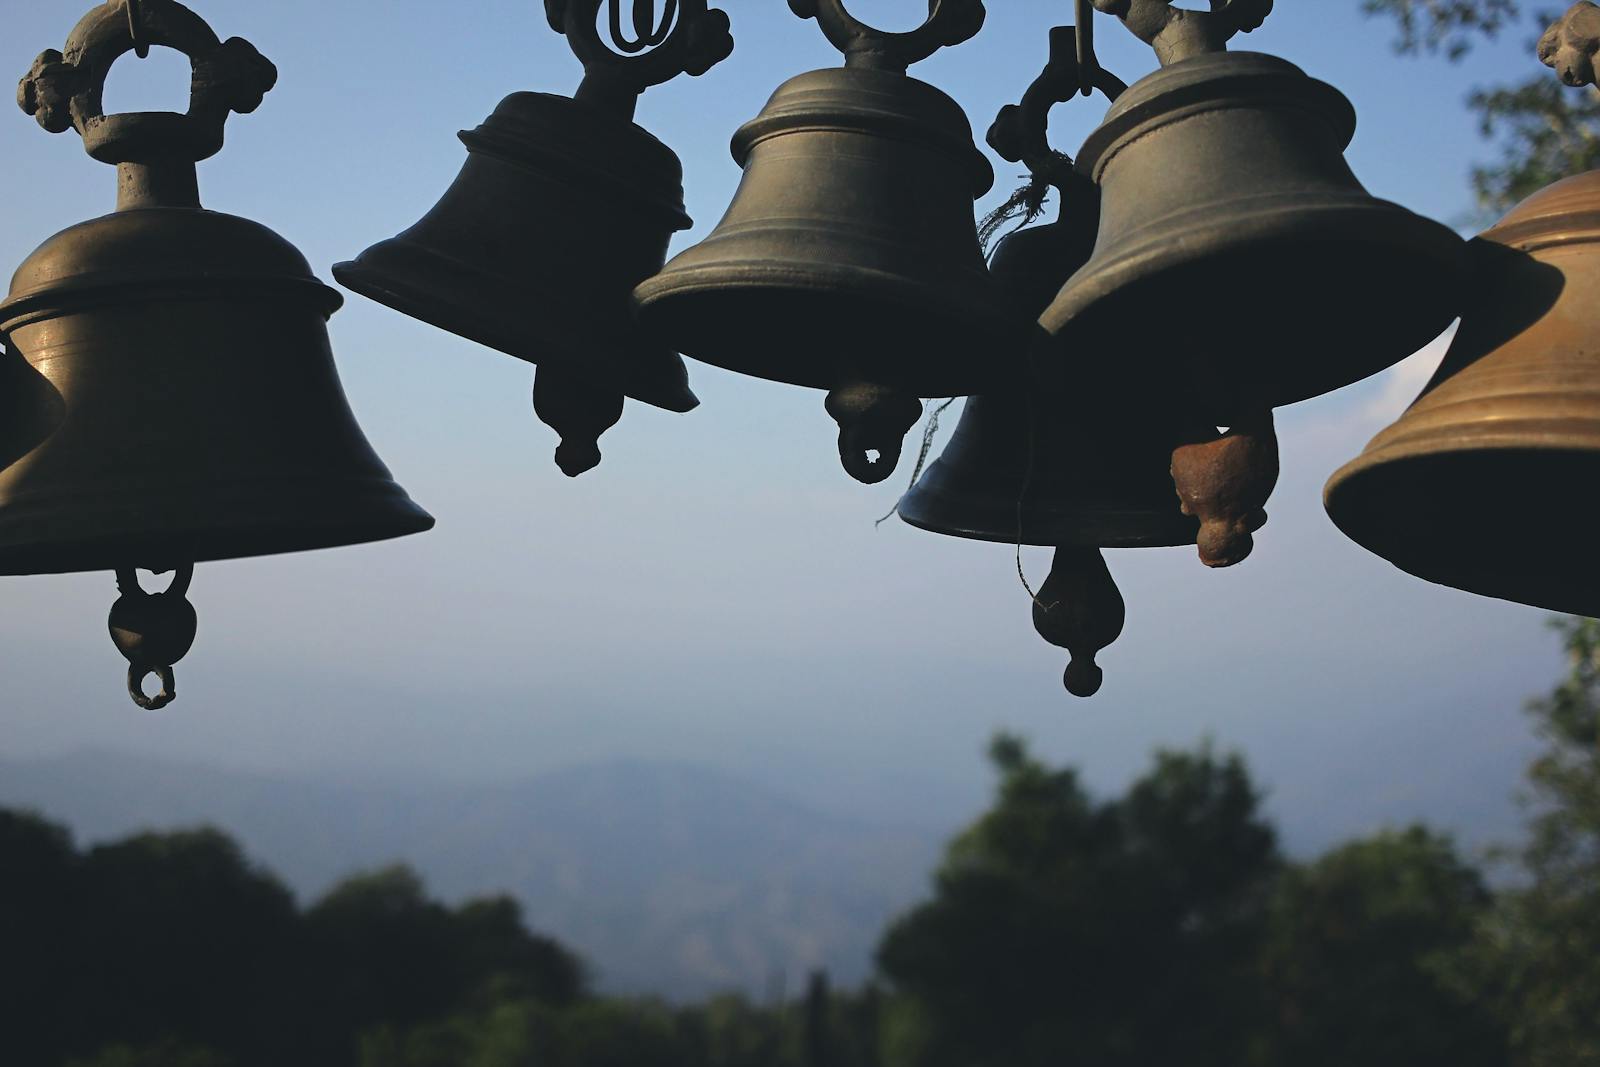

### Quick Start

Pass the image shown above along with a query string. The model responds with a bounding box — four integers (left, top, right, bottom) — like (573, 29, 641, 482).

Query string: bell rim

(1324, 443, 1600, 616)
(0, 476, 434, 576)
(334, 248, 700, 413)
(896, 501, 1199, 549)
(1040, 195, 1467, 416)
(632, 263, 1024, 394)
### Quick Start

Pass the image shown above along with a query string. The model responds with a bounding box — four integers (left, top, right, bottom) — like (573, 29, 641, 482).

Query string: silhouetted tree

(876, 737, 1279, 1067)
(1258, 827, 1506, 1066)
(0, 810, 86, 1064)
(1466, 617, 1600, 1065)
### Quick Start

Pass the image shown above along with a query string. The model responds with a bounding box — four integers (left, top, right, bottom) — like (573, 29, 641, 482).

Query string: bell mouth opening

(634, 285, 1023, 396)
(0, 479, 433, 577)
(1325, 447, 1600, 617)
(1046, 223, 1465, 423)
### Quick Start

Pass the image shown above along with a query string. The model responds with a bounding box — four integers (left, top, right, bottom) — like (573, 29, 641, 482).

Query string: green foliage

(1362, 0, 1520, 57)
(877, 738, 1280, 1067)
(1258, 827, 1504, 1066)
(1364, 0, 1600, 215)
(1474, 618, 1600, 1066)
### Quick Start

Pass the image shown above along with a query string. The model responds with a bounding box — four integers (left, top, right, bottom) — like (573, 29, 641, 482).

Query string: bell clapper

(532, 365, 626, 478)
(108, 563, 199, 711)
(1032, 547, 1126, 698)
(1170, 410, 1279, 568)
(825, 382, 923, 485)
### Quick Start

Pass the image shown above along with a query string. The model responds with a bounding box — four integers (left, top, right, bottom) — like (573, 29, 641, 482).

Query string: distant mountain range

(0, 750, 947, 999)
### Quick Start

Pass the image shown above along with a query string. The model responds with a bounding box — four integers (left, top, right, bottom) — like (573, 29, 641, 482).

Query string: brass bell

(336, 0, 733, 477)
(1042, 3, 1468, 423)
(1327, 7, 1600, 617)
(900, 28, 1277, 696)
(1, 0, 433, 708)
(1324, 172, 1600, 615)
(633, 0, 1025, 484)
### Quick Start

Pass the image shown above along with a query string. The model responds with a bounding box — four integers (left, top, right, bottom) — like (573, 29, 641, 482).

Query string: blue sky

(0, 1, 1566, 848)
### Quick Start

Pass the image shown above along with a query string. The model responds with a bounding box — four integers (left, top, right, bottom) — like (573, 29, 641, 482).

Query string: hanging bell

(1324, 174, 1600, 616)
(633, 0, 1025, 484)
(1326, 7, 1600, 617)
(335, 0, 733, 477)
(1041, 2, 1468, 424)
(0, 0, 433, 708)
(901, 26, 1277, 696)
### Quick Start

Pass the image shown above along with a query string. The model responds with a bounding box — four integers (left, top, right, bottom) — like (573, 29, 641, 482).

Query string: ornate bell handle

(788, 0, 986, 73)
(1090, 0, 1272, 66)
(988, 24, 1126, 186)
(547, 0, 733, 119)
(17, 0, 275, 209)
(1540, 1, 1600, 88)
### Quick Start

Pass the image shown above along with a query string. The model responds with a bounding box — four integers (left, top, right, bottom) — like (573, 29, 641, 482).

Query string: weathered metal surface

(1325, 169, 1600, 616)
(1041, 48, 1467, 425)
(633, 0, 1024, 484)
(1089, 0, 1272, 65)
(1, 0, 433, 706)
(1540, 1, 1600, 86)
(337, 0, 729, 476)
(1171, 413, 1279, 568)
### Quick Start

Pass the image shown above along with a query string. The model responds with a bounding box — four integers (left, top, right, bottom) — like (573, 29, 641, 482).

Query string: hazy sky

(0, 1, 1565, 847)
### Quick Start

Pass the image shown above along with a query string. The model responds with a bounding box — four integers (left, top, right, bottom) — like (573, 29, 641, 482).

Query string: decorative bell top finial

(989, 24, 1126, 191)
(1091, 0, 1272, 66)
(548, 0, 733, 118)
(17, 0, 276, 211)
(1540, 1, 1600, 87)
(788, 0, 986, 73)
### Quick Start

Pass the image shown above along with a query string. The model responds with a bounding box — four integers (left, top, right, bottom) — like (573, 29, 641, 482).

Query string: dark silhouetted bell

(1042, 6, 1467, 423)
(1325, 169, 1600, 616)
(900, 27, 1278, 697)
(633, 0, 1024, 484)
(336, 0, 733, 476)
(1, 0, 432, 707)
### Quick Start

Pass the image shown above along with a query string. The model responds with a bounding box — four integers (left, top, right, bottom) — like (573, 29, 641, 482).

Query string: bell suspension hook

(109, 563, 199, 711)
(549, 0, 732, 120)
(125, 0, 151, 58)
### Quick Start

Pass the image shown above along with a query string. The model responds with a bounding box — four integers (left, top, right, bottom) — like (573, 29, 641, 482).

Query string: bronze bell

(1327, 6, 1600, 617)
(1041, 2, 1468, 424)
(336, 0, 733, 477)
(900, 27, 1278, 696)
(0, 0, 433, 708)
(633, 0, 1025, 484)
(1324, 172, 1600, 615)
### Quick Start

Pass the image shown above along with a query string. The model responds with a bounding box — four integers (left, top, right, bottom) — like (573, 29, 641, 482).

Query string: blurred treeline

(3, 618, 1598, 1067)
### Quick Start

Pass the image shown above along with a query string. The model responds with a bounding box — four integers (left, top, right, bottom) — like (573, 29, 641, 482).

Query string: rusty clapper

(899, 19, 1271, 698)
(1325, 1, 1600, 616)
(633, 0, 1026, 484)
(0, 0, 433, 709)
(1043, 0, 1467, 427)
(337, 0, 732, 477)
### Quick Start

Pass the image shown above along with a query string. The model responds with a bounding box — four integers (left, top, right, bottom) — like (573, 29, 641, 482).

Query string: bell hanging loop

(109, 564, 197, 711)
(125, 0, 150, 58)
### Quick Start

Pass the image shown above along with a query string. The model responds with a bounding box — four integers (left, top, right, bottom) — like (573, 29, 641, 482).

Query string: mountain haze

(0, 751, 945, 998)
